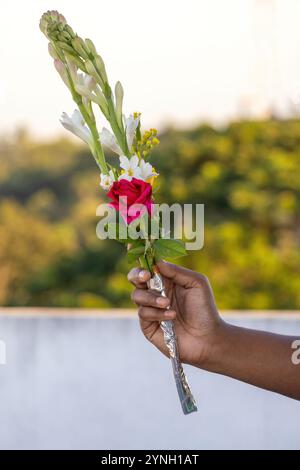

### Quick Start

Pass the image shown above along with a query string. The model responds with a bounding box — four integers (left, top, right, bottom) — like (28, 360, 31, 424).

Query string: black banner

(0, 451, 200, 465)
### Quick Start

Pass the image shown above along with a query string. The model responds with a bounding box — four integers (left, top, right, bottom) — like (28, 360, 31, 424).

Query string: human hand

(128, 261, 224, 368)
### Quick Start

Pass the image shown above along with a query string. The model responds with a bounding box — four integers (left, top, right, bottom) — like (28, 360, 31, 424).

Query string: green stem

(141, 251, 154, 275)
(139, 244, 155, 276)
(75, 100, 108, 174)
(88, 115, 109, 174)
(90, 58, 130, 157)
(106, 96, 130, 156)
(65, 64, 109, 174)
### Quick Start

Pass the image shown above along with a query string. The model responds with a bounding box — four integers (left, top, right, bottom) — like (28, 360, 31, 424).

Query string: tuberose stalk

(66, 66, 109, 174)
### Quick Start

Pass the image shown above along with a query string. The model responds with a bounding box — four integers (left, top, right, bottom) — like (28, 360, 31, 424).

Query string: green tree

(1, 120, 300, 309)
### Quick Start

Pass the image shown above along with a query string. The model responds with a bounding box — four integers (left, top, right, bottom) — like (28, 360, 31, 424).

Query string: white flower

(118, 156, 158, 182)
(100, 127, 123, 156)
(118, 155, 141, 181)
(99, 114, 140, 156)
(124, 114, 140, 150)
(60, 109, 93, 145)
(75, 72, 95, 94)
(74, 72, 108, 116)
(139, 159, 158, 181)
(53, 58, 109, 117)
(74, 73, 96, 108)
(100, 170, 115, 191)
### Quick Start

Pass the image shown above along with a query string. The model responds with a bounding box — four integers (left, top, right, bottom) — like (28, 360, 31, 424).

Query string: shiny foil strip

(148, 269, 198, 415)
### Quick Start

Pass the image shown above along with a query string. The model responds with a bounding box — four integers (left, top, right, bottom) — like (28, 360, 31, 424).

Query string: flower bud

(54, 59, 70, 88)
(85, 60, 102, 83)
(39, 10, 67, 38)
(115, 81, 124, 128)
(85, 38, 97, 56)
(48, 42, 60, 60)
(103, 82, 112, 99)
(71, 37, 89, 59)
(64, 53, 86, 73)
(56, 41, 74, 54)
(65, 25, 76, 39)
(58, 31, 72, 43)
(65, 56, 78, 81)
(95, 55, 107, 82)
(94, 88, 109, 116)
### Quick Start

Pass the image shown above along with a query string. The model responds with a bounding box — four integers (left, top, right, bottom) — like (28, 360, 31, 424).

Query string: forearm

(204, 322, 300, 400)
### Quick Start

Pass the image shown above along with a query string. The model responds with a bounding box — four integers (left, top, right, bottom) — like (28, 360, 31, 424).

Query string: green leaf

(153, 238, 187, 260)
(127, 244, 146, 264)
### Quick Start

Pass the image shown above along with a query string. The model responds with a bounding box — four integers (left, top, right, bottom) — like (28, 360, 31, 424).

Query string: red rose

(107, 177, 154, 224)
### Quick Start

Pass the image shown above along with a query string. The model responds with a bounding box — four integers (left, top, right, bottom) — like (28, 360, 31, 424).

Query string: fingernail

(139, 270, 147, 280)
(156, 297, 168, 307)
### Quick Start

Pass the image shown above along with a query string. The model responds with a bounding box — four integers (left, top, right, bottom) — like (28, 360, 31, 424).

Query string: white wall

(0, 310, 299, 450)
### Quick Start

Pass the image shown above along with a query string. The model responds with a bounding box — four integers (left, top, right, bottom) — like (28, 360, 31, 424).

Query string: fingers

(127, 262, 206, 292)
(131, 288, 170, 309)
(133, 288, 176, 322)
(127, 267, 151, 288)
(138, 306, 176, 322)
(138, 316, 169, 357)
(156, 260, 207, 288)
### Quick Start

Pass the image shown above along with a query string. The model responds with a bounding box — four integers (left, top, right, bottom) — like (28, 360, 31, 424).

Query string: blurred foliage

(0, 120, 300, 309)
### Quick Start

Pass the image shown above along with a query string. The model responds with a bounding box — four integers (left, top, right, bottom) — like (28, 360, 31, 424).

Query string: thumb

(156, 260, 205, 288)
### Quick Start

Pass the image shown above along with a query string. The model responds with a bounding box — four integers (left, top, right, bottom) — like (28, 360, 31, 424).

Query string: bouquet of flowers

(40, 10, 197, 414)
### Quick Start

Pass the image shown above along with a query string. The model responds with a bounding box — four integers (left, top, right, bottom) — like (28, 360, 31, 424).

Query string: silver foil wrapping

(148, 270, 197, 415)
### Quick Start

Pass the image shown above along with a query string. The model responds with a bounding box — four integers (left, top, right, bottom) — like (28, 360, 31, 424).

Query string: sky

(2, 0, 300, 138)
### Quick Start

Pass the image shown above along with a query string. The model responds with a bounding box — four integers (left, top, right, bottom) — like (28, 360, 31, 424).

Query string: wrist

(197, 320, 234, 373)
